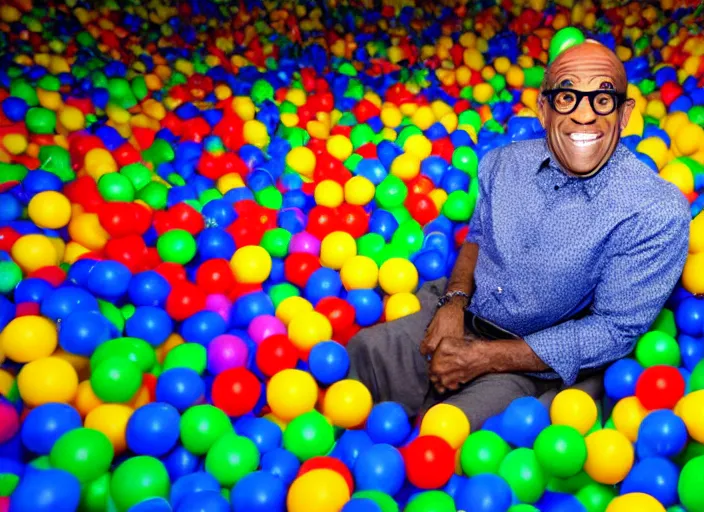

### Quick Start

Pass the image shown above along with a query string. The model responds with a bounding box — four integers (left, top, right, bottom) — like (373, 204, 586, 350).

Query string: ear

(536, 94, 547, 129)
(619, 98, 636, 131)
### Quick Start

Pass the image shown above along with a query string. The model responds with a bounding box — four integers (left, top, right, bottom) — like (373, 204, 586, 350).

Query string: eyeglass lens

(552, 90, 616, 115)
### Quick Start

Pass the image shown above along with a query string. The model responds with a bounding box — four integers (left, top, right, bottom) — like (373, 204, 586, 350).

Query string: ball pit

(0, 0, 703, 510)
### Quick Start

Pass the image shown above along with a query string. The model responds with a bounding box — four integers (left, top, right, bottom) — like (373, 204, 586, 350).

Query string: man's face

(537, 42, 635, 176)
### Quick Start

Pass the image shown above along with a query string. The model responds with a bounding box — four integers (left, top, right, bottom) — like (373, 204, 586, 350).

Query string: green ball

(204, 433, 260, 487)
(0, 261, 22, 294)
(351, 491, 399, 512)
(79, 472, 111, 512)
(460, 430, 511, 477)
(458, 110, 481, 133)
(29, 455, 52, 470)
(396, 126, 423, 148)
(26, 107, 57, 134)
(547, 470, 593, 494)
(350, 124, 376, 149)
(689, 105, 704, 127)
(452, 147, 479, 177)
(260, 228, 292, 259)
(357, 233, 386, 264)
(534, 425, 587, 478)
(131, 76, 149, 101)
(10, 80, 38, 106)
(180, 405, 232, 455)
(90, 356, 143, 403)
(508, 506, 539, 512)
(650, 308, 678, 338)
(98, 300, 125, 335)
(283, 410, 335, 461)
(679, 455, 704, 512)
(39, 145, 74, 182)
(675, 442, 704, 468)
(443, 190, 475, 222)
(523, 67, 546, 89)
(376, 175, 408, 209)
(251, 79, 274, 105)
(391, 219, 423, 256)
(91, 338, 156, 374)
(344, 154, 363, 172)
(690, 360, 704, 392)
(575, 482, 617, 512)
(377, 244, 409, 267)
(635, 330, 681, 367)
(142, 139, 175, 168)
(255, 186, 283, 210)
(98, 173, 135, 202)
(138, 182, 168, 210)
(268, 283, 300, 309)
(110, 456, 170, 512)
(404, 491, 455, 512)
(163, 343, 207, 374)
(157, 229, 197, 265)
(549, 27, 586, 62)
(388, 205, 412, 226)
(119, 163, 152, 191)
(0, 473, 19, 498)
(49, 428, 114, 484)
(498, 448, 547, 504)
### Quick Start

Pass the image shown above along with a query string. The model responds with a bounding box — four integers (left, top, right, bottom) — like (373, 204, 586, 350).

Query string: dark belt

(464, 310, 520, 340)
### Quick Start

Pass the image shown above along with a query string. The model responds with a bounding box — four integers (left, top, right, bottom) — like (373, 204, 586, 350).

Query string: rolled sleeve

(465, 149, 498, 245)
(523, 196, 690, 385)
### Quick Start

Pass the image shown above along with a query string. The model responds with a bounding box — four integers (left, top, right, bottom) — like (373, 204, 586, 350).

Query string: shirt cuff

(523, 324, 581, 386)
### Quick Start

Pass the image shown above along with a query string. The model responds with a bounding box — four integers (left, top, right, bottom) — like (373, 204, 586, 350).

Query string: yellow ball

(381, 105, 403, 128)
(74, 380, 103, 418)
(314, 180, 344, 208)
(85, 404, 133, 454)
(287, 469, 351, 512)
(286, 88, 307, 107)
(612, 396, 648, 443)
(682, 252, 704, 295)
(493, 56, 511, 74)
(659, 160, 694, 194)
(11, 234, 59, 273)
(59, 106, 85, 132)
(550, 389, 598, 435)
(266, 369, 319, 421)
(583, 429, 634, 485)
(28, 191, 72, 229)
(505, 65, 524, 89)
(662, 111, 690, 140)
(689, 212, 704, 254)
(18, 356, 79, 407)
(276, 296, 314, 326)
(340, 255, 378, 290)
(674, 123, 704, 157)
(326, 135, 353, 161)
(606, 493, 666, 512)
(320, 231, 357, 269)
(288, 311, 333, 352)
(385, 292, 421, 322)
(68, 213, 109, 251)
(645, 99, 667, 120)
(232, 97, 256, 121)
(420, 403, 470, 450)
(621, 107, 644, 138)
(411, 106, 436, 131)
(243, 120, 269, 148)
(286, 146, 316, 179)
(1, 316, 57, 363)
(217, 173, 245, 194)
(403, 135, 432, 160)
(84, 148, 117, 179)
(439, 112, 458, 133)
(636, 137, 669, 170)
(3, 133, 28, 155)
(390, 153, 421, 181)
(473, 83, 494, 104)
(344, 176, 375, 206)
(230, 245, 272, 284)
(0, 370, 14, 397)
(323, 379, 373, 428)
(677, 389, 704, 443)
(463, 48, 485, 70)
(378, 258, 419, 295)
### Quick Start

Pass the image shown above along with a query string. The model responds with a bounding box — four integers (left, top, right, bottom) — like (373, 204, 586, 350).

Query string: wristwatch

(436, 290, 470, 308)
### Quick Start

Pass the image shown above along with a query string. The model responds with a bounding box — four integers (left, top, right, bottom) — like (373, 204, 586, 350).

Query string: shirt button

(497, 287, 503, 294)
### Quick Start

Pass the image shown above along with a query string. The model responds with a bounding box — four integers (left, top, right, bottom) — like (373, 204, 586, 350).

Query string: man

(347, 40, 691, 429)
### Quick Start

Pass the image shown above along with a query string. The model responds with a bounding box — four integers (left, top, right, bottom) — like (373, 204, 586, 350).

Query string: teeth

(569, 133, 600, 147)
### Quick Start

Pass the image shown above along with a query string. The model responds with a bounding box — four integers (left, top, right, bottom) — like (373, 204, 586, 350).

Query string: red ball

(104, 235, 148, 273)
(255, 334, 299, 377)
(169, 203, 205, 235)
(227, 218, 265, 248)
(211, 367, 261, 417)
(195, 259, 235, 295)
(307, 206, 340, 239)
(154, 262, 187, 285)
(403, 435, 455, 489)
(635, 365, 685, 410)
(337, 204, 369, 239)
(165, 281, 206, 321)
(298, 457, 354, 494)
(315, 297, 355, 336)
(284, 253, 321, 289)
(405, 193, 439, 226)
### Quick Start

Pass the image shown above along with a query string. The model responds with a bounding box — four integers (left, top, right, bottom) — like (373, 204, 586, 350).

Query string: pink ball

(0, 402, 19, 444)
(247, 314, 287, 344)
(0, 496, 9, 512)
(207, 334, 248, 374)
(205, 294, 232, 324)
(289, 231, 321, 255)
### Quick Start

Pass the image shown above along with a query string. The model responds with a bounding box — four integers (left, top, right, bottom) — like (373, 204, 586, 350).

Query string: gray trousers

(347, 278, 604, 430)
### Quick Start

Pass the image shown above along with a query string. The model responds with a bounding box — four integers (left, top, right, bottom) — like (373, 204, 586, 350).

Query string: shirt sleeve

(465, 149, 498, 245)
(522, 196, 691, 385)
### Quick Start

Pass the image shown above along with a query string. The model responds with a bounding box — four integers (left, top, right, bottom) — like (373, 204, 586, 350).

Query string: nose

(570, 96, 597, 125)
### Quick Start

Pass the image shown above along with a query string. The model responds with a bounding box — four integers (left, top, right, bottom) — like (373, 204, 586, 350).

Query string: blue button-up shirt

(466, 138, 690, 385)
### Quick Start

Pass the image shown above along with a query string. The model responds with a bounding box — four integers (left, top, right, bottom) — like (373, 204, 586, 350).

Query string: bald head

(543, 40, 628, 93)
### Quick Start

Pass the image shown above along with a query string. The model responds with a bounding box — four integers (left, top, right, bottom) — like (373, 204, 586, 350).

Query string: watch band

(436, 290, 470, 308)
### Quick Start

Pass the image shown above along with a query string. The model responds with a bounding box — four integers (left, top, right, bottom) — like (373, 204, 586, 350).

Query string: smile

(568, 133, 603, 147)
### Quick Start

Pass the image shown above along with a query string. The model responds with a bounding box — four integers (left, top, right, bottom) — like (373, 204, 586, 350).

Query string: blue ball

(635, 409, 688, 460)
(420, 155, 449, 187)
(126, 306, 173, 346)
(65, 258, 97, 287)
(14, 278, 54, 304)
(369, 209, 399, 242)
(202, 199, 237, 228)
(2, 97, 29, 122)
(175, 490, 229, 512)
(413, 249, 446, 281)
(308, 341, 350, 386)
(620, 457, 679, 507)
(156, 368, 205, 412)
(342, 498, 382, 512)
(9, 468, 81, 512)
(180, 311, 227, 345)
(22, 170, 63, 196)
(58, 310, 114, 356)
(231, 470, 286, 512)
(330, 429, 374, 469)
(443, 474, 469, 500)
(500, 397, 550, 447)
(346, 289, 383, 327)
(128, 497, 172, 512)
(126, 402, 180, 457)
(455, 474, 513, 512)
(680, 334, 704, 372)
(128, 271, 171, 307)
(236, 418, 282, 455)
(535, 491, 587, 512)
(20, 403, 82, 455)
(0, 193, 21, 222)
(86, 260, 131, 299)
(170, 472, 221, 509)
(277, 208, 306, 234)
(231, 292, 275, 329)
(365, 402, 411, 446)
(260, 448, 300, 486)
(353, 443, 405, 496)
(197, 228, 236, 260)
(675, 297, 704, 337)
(40, 286, 100, 322)
(355, 159, 388, 185)
(163, 445, 201, 481)
(304, 267, 342, 306)
(604, 358, 644, 400)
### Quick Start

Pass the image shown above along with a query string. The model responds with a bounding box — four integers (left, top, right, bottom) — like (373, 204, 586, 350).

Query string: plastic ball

(179, 404, 232, 456)
(207, 334, 248, 374)
(17, 356, 79, 407)
(287, 469, 351, 512)
(455, 473, 513, 512)
(11, 234, 59, 273)
(501, 397, 550, 448)
(110, 456, 170, 511)
(636, 409, 688, 459)
(231, 245, 272, 283)
(205, 432, 260, 487)
(354, 443, 406, 496)
(170, 472, 220, 508)
(460, 430, 511, 477)
(550, 389, 598, 435)
(323, 379, 373, 428)
(385, 292, 421, 321)
(9, 468, 81, 512)
(49, 427, 114, 483)
(583, 429, 634, 485)
(549, 27, 586, 62)
(605, 359, 644, 400)
(1, 315, 57, 363)
(231, 470, 286, 512)
(28, 191, 72, 229)
(605, 493, 666, 512)
(635, 331, 681, 368)
(612, 396, 648, 443)
(340, 255, 379, 290)
(126, 403, 181, 457)
(534, 425, 587, 478)
(498, 448, 547, 504)
(90, 356, 143, 403)
(211, 367, 261, 417)
(404, 435, 455, 490)
(677, 390, 704, 443)
(20, 403, 82, 455)
(635, 365, 685, 410)
(308, 341, 350, 386)
(378, 258, 419, 294)
(679, 455, 704, 512)
(288, 310, 333, 352)
(261, 448, 301, 486)
(266, 369, 318, 421)
(320, 231, 357, 269)
(620, 457, 679, 507)
(84, 403, 133, 454)
(283, 410, 335, 461)
(420, 404, 470, 450)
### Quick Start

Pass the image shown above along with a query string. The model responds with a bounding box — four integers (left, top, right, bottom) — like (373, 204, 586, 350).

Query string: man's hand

(428, 336, 488, 393)
(419, 300, 466, 358)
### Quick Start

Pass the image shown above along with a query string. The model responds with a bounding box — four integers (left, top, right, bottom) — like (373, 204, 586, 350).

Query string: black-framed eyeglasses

(541, 88, 628, 116)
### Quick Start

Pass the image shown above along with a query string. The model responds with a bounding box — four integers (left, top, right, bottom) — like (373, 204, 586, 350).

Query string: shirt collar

(536, 139, 620, 200)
